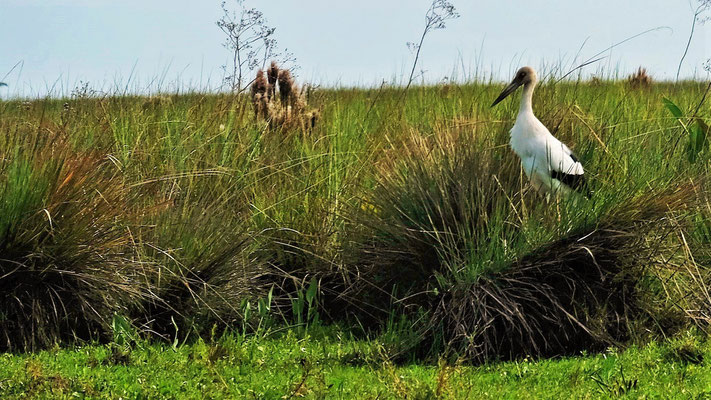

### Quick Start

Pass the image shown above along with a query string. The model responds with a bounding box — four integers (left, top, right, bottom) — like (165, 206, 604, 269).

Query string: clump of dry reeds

(433, 185, 698, 362)
(329, 126, 708, 363)
(627, 67, 652, 89)
(331, 128, 523, 332)
(277, 69, 294, 106)
(138, 225, 268, 339)
(250, 69, 271, 119)
(0, 134, 157, 351)
(250, 62, 320, 131)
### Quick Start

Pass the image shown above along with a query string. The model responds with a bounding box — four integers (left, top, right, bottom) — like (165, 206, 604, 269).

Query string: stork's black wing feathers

(550, 170, 591, 198)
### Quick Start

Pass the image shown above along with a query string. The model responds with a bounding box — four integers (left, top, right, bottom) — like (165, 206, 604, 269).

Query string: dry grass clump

(277, 69, 294, 106)
(672, 207, 711, 330)
(627, 67, 652, 89)
(250, 70, 271, 119)
(335, 128, 523, 325)
(0, 134, 156, 351)
(130, 171, 269, 338)
(138, 228, 267, 339)
(333, 124, 708, 362)
(250, 62, 320, 131)
(434, 185, 700, 362)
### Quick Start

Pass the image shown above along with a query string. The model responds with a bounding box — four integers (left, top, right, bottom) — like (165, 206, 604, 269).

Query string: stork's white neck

(519, 81, 535, 115)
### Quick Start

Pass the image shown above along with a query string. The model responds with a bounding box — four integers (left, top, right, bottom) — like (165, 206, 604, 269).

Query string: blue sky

(0, 0, 709, 97)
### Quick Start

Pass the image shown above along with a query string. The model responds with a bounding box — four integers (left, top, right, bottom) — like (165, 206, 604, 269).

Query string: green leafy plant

(663, 96, 709, 163)
(256, 285, 274, 332)
(236, 286, 275, 336)
(290, 277, 321, 333)
(590, 365, 638, 397)
(111, 314, 142, 350)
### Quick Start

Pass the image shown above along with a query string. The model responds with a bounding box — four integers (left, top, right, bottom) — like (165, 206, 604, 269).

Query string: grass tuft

(0, 131, 155, 351)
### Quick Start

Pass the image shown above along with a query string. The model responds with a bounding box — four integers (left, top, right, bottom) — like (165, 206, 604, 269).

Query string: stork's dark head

(491, 66, 538, 107)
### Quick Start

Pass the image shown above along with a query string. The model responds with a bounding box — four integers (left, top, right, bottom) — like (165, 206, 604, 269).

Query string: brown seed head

(267, 61, 279, 86)
(627, 67, 652, 89)
(267, 61, 279, 100)
(251, 70, 269, 98)
(278, 69, 295, 105)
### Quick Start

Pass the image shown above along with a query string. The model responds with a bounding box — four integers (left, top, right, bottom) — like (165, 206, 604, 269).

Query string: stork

(491, 66, 588, 197)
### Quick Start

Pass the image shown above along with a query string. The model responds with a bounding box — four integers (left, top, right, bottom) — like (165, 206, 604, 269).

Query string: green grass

(0, 76, 710, 395)
(0, 327, 709, 399)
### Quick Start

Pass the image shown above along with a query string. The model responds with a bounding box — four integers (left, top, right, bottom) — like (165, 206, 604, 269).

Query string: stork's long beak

(490, 81, 522, 107)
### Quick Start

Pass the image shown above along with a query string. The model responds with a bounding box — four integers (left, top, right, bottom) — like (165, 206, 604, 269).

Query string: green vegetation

(0, 327, 709, 399)
(0, 77, 710, 396)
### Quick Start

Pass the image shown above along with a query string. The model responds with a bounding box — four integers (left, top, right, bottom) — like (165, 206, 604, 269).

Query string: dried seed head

(267, 61, 279, 100)
(278, 69, 295, 106)
(267, 61, 279, 86)
(251, 70, 269, 98)
(627, 67, 652, 89)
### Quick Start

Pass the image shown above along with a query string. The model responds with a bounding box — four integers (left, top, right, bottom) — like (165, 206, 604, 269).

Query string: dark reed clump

(0, 134, 156, 351)
(627, 67, 652, 89)
(277, 69, 295, 106)
(333, 126, 706, 362)
(433, 185, 696, 362)
(249, 62, 320, 131)
(250, 69, 270, 119)
(267, 61, 279, 100)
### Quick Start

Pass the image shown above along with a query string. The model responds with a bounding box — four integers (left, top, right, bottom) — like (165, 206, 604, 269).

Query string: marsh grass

(0, 77, 709, 361)
(0, 130, 156, 351)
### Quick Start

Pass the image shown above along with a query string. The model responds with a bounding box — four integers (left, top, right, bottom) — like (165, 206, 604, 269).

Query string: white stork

(491, 66, 588, 197)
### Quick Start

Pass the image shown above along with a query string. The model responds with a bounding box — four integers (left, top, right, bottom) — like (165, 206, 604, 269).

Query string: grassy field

(0, 327, 709, 399)
(0, 73, 710, 397)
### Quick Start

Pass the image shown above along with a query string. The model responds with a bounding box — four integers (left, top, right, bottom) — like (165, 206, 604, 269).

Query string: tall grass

(0, 129, 155, 351)
(0, 77, 709, 360)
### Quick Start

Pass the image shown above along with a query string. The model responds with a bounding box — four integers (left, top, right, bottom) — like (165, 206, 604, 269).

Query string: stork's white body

(506, 71, 585, 196)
